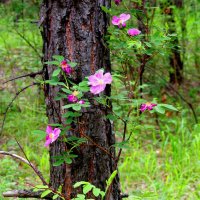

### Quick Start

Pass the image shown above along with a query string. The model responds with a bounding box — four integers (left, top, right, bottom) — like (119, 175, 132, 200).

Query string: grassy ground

(0, 3, 200, 200)
(120, 118, 200, 199)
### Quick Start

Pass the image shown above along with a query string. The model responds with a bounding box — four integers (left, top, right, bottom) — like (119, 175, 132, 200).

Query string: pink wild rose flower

(140, 102, 157, 112)
(45, 125, 61, 147)
(112, 13, 131, 28)
(78, 100, 85, 104)
(114, 0, 122, 5)
(68, 91, 79, 103)
(88, 70, 112, 95)
(61, 60, 72, 75)
(127, 28, 141, 36)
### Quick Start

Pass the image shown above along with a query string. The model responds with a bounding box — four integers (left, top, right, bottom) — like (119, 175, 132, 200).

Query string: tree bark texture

(40, 1, 121, 200)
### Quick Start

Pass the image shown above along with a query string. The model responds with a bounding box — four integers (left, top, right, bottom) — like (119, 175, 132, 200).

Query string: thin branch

(1, 149, 65, 199)
(3, 70, 43, 84)
(0, 151, 31, 165)
(3, 189, 51, 199)
(0, 83, 38, 136)
(13, 28, 41, 58)
(15, 139, 48, 186)
(79, 127, 116, 161)
(115, 120, 127, 165)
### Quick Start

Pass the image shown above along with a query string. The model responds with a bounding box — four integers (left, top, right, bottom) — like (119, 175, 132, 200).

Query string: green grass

(0, 4, 48, 199)
(119, 120, 200, 200)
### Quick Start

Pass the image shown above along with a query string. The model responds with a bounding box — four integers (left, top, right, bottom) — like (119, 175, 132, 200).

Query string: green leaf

(83, 184, 93, 194)
(53, 159, 64, 166)
(75, 194, 85, 200)
(65, 118, 73, 124)
(158, 104, 178, 111)
(92, 188, 101, 197)
(62, 88, 71, 94)
(41, 190, 52, 198)
(57, 82, 67, 87)
(45, 61, 60, 65)
(106, 170, 117, 192)
(61, 126, 71, 133)
(34, 185, 48, 190)
(73, 181, 88, 188)
(100, 191, 106, 198)
(154, 106, 165, 114)
(127, 41, 142, 49)
(63, 111, 82, 118)
(68, 154, 78, 158)
(45, 77, 60, 86)
(52, 55, 64, 62)
(78, 86, 89, 92)
(55, 94, 67, 101)
(68, 62, 77, 68)
(53, 194, 59, 199)
(72, 104, 82, 111)
(80, 103, 90, 108)
(101, 6, 111, 14)
(49, 123, 62, 127)
(52, 68, 61, 77)
(64, 157, 72, 164)
(144, 42, 152, 47)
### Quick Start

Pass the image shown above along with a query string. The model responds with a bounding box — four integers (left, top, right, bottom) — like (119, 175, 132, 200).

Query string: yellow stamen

(72, 91, 79, 96)
(49, 133, 54, 139)
(146, 102, 151, 106)
(98, 80, 104, 85)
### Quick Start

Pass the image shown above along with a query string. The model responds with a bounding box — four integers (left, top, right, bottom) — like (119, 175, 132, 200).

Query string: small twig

(115, 105, 134, 165)
(13, 28, 41, 58)
(3, 189, 51, 199)
(115, 120, 127, 165)
(0, 83, 38, 135)
(3, 70, 43, 84)
(0, 151, 32, 166)
(1, 149, 65, 199)
(79, 127, 116, 161)
(15, 139, 48, 186)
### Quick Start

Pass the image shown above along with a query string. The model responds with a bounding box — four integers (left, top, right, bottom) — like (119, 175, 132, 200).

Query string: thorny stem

(78, 120, 116, 161)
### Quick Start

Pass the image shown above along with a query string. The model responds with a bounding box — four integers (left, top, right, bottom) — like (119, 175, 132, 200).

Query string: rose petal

(119, 13, 131, 22)
(90, 84, 106, 94)
(46, 125, 52, 134)
(112, 16, 120, 25)
(103, 72, 112, 84)
(127, 28, 141, 36)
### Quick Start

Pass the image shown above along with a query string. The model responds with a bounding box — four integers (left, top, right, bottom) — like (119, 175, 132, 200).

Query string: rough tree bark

(40, 1, 121, 200)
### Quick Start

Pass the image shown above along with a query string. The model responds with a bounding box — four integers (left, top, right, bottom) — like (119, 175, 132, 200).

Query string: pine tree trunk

(40, 1, 121, 200)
